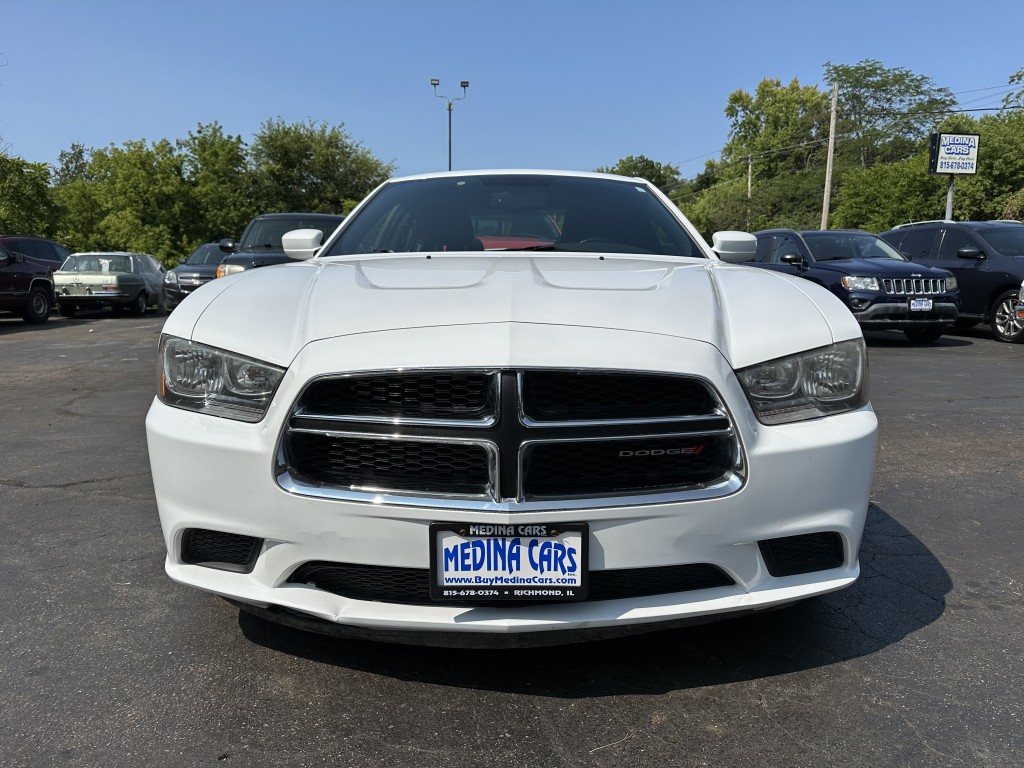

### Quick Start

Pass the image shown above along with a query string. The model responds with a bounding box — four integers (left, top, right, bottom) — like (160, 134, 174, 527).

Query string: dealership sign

(928, 133, 980, 175)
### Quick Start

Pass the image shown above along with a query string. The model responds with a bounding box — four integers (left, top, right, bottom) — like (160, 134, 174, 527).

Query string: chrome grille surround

(276, 369, 745, 511)
(882, 277, 947, 295)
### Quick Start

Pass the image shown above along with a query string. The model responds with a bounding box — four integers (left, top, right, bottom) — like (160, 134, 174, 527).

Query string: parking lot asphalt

(1, 311, 1021, 768)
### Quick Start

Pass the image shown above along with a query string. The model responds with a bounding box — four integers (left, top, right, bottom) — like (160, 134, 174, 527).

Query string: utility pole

(746, 155, 753, 230)
(820, 82, 838, 230)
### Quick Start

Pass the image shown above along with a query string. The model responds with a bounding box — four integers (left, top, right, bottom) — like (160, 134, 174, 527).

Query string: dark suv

(163, 242, 223, 310)
(0, 235, 72, 324)
(878, 220, 1024, 342)
(750, 229, 959, 343)
(215, 213, 345, 278)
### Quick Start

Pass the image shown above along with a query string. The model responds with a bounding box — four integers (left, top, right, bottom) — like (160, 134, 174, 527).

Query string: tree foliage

(37, 119, 393, 265)
(0, 156, 57, 235)
(594, 155, 681, 191)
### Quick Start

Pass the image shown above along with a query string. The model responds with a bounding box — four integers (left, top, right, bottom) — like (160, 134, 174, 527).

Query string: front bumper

(850, 297, 958, 329)
(146, 325, 878, 645)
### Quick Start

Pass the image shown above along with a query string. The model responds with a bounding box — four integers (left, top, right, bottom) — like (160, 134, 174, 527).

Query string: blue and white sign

(430, 522, 588, 601)
(929, 133, 980, 175)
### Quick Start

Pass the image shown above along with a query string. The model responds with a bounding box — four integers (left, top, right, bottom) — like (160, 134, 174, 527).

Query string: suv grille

(278, 370, 741, 509)
(882, 278, 947, 295)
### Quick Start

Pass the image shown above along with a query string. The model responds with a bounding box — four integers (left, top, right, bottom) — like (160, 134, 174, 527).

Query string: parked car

(215, 213, 345, 277)
(748, 229, 959, 343)
(0, 235, 71, 324)
(163, 242, 223, 310)
(55, 252, 165, 317)
(878, 220, 1024, 342)
(147, 170, 877, 648)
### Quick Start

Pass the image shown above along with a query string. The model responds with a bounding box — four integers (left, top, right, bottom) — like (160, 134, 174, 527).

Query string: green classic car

(55, 252, 166, 317)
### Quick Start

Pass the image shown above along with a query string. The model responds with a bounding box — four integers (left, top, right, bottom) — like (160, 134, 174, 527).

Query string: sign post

(928, 133, 980, 219)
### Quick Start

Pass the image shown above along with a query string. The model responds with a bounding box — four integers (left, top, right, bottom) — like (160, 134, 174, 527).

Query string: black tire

(903, 327, 944, 343)
(989, 290, 1023, 343)
(56, 302, 77, 318)
(22, 284, 51, 324)
(128, 291, 148, 317)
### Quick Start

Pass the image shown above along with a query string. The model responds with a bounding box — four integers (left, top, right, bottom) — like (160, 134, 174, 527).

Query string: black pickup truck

(215, 212, 345, 278)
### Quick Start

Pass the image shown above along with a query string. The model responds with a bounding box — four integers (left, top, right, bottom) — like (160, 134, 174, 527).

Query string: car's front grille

(278, 369, 742, 509)
(882, 278, 947, 295)
(288, 560, 735, 605)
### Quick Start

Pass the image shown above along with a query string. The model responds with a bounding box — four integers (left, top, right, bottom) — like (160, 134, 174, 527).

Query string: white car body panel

(163, 254, 860, 371)
(147, 169, 876, 646)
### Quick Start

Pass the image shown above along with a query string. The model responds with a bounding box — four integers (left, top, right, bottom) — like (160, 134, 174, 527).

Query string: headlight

(945, 276, 957, 291)
(216, 264, 244, 278)
(841, 276, 880, 291)
(158, 336, 285, 422)
(164, 270, 178, 284)
(737, 339, 868, 425)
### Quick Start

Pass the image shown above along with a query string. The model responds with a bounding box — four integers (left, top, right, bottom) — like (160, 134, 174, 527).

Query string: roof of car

(384, 168, 645, 184)
(753, 228, 872, 236)
(885, 220, 1023, 232)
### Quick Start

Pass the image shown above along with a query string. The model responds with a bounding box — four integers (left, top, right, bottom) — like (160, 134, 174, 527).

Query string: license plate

(429, 522, 588, 602)
(910, 298, 933, 311)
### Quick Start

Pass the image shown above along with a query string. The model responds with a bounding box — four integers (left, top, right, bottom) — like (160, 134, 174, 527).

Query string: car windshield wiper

(502, 244, 566, 252)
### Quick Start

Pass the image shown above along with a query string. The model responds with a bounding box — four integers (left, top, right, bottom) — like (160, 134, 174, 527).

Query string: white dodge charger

(145, 170, 878, 647)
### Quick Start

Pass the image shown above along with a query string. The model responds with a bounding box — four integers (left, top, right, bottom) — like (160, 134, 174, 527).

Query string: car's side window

(897, 229, 938, 261)
(937, 229, 977, 259)
(753, 236, 773, 263)
(769, 235, 801, 264)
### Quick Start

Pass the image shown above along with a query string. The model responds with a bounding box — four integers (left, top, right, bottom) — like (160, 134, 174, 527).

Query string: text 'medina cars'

(145, 170, 878, 647)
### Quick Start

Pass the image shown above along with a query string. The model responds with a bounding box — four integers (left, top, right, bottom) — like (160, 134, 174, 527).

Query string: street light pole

(431, 78, 469, 171)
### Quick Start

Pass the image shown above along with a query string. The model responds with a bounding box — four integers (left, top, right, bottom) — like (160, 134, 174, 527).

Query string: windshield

(326, 174, 701, 258)
(979, 227, 1024, 256)
(61, 254, 133, 273)
(186, 244, 224, 265)
(239, 215, 345, 250)
(802, 232, 906, 261)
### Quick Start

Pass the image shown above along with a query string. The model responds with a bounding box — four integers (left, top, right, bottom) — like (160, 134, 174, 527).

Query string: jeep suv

(215, 213, 345, 278)
(0, 235, 72, 324)
(878, 220, 1024, 342)
(750, 229, 959, 343)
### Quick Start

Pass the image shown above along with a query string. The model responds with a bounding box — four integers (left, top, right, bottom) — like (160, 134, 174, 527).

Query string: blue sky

(1, 0, 1021, 179)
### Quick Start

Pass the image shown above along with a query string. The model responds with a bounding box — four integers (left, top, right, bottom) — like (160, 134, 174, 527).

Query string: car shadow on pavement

(237, 503, 951, 696)
(863, 330, 974, 347)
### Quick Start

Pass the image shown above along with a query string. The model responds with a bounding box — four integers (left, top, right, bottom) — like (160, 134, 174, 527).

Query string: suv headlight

(216, 263, 244, 278)
(164, 270, 178, 284)
(737, 339, 868, 425)
(945, 276, 957, 291)
(158, 336, 285, 422)
(841, 276, 880, 291)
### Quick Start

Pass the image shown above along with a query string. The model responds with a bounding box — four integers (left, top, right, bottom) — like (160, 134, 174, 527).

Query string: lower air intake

(758, 532, 844, 577)
(181, 528, 262, 573)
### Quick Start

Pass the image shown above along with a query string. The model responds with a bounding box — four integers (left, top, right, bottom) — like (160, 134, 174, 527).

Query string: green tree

(178, 122, 252, 243)
(595, 155, 681, 191)
(249, 118, 393, 214)
(831, 154, 945, 231)
(722, 78, 830, 178)
(0, 155, 58, 235)
(824, 59, 955, 168)
(55, 139, 191, 264)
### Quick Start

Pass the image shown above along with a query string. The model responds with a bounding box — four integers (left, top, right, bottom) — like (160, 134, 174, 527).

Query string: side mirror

(711, 231, 757, 263)
(780, 252, 804, 265)
(957, 246, 985, 260)
(282, 229, 325, 262)
(219, 238, 237, 254)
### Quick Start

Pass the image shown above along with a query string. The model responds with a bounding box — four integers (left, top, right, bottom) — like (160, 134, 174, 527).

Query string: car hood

(165, 253, 861, 370)
(813, 258, 950, 277)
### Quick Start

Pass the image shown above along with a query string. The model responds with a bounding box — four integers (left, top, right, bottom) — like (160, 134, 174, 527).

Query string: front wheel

(990, 290, 1023, 343)
(22, 285, 51, 324)
(904, 327, 944, 343)
(128, 291, 148, 317)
